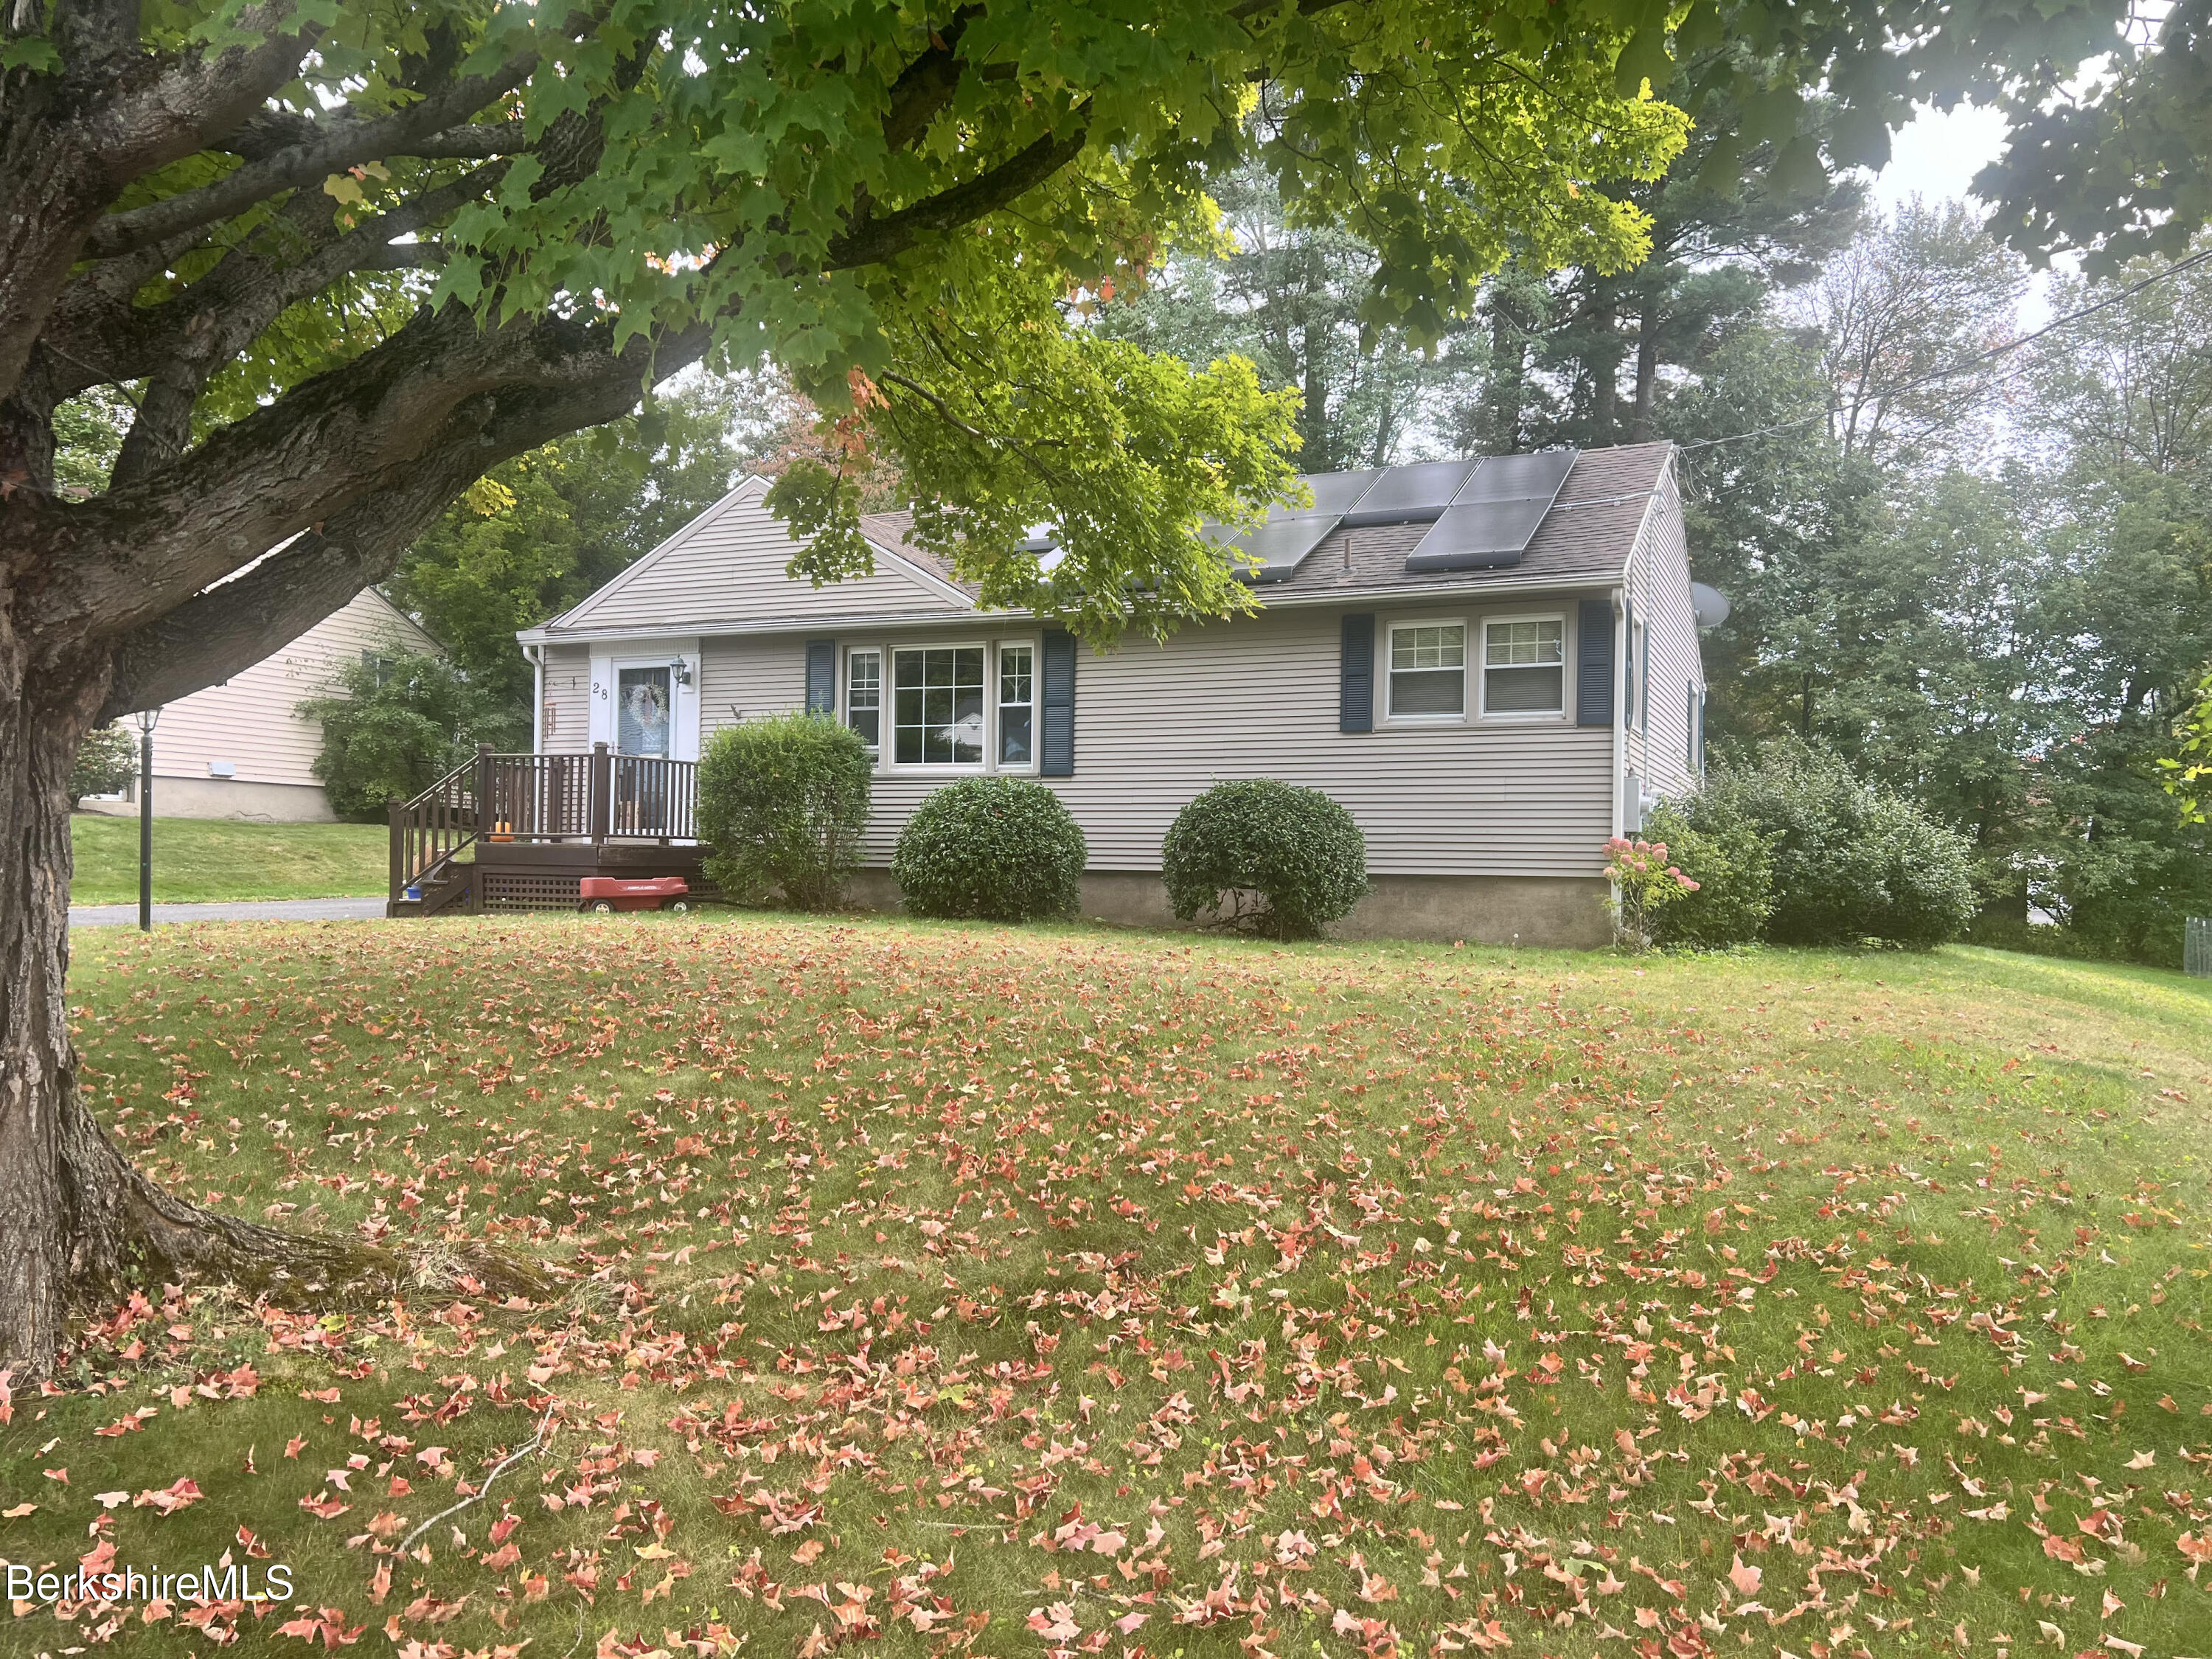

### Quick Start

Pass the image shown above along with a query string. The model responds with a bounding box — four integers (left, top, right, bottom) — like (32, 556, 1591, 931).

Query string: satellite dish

(1690, 582, 1732, 629)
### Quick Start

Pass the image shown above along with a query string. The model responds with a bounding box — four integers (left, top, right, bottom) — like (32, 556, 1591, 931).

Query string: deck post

(474, 743, 495, 838)
(590, 741, 612, 846)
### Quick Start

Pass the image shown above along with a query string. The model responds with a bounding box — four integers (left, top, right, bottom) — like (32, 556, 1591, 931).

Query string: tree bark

(0, 627, 532, 1378)
(1630, 294, 1659, 440)
(1483, 289, 1526, 455)
(1587, 296, 1619, 446)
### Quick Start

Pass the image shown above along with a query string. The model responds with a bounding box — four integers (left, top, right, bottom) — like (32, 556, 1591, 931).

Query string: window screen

(1388, 624, 1466, 716)
(847, 650, 881, 754)
(998, 644, 1034, 766)
(1483, 618, 1565, 714)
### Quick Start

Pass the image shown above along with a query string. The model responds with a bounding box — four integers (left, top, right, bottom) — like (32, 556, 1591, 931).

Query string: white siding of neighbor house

(696, 597, 1618, 877)
(147, 588, 436, 788)
(1627, 465, 1701, 804)
(539, 643, 594, 754)
(550, 477, 970, 634)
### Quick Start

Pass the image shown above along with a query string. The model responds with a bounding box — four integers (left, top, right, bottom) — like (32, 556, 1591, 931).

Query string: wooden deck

(389, 745, 712, 916)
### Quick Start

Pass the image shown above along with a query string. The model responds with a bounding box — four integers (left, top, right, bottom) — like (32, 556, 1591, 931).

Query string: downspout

(1610, 588, 1627, 839)
(525, 643, 543, 753)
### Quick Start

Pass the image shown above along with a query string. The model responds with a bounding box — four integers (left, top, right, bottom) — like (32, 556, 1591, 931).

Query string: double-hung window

(1388, 622, 1466, 717)
(998, 644, 1034, 767)
(846, 649, 882, 757)
(1481, 616, 1565, 716)
(894, 646, 985, 765)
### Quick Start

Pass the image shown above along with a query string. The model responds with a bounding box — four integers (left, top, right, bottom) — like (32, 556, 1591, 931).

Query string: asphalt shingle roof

(852, 442, 1672, 605)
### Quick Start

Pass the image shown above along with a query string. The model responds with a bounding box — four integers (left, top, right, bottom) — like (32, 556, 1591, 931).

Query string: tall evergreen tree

(1097, 164, 1473, 469)
(1462, 86, 1866, 454)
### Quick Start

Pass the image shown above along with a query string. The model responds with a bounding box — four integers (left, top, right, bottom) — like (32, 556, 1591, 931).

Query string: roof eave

(520, 563, 1630, 645)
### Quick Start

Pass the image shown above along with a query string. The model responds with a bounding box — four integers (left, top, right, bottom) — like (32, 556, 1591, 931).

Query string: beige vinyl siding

(700, 634, 808, 726)
(1631, 467, 1700, 800)
(554, 479, 970, 633)
(539, 644, 594, 754)
(148, 588, 433, 789)
(703, 600, 1615, 878)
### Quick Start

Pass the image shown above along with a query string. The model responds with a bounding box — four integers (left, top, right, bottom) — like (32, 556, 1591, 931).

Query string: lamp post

(135, 707, 159, 932)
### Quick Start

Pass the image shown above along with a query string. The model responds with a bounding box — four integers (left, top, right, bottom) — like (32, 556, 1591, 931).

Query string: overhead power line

(1676, 243, 2212, 456)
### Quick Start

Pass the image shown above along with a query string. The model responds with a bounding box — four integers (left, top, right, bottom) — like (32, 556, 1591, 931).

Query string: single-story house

(508, 440, 1708, 945)
(85, 586, 439, 823)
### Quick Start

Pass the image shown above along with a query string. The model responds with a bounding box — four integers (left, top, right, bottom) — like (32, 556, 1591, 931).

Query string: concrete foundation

(846, 868, 1610, 948)
(80, 775, 336, 823)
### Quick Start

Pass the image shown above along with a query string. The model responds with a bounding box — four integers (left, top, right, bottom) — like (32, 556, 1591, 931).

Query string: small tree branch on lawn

(401, 1405, 558, 1552)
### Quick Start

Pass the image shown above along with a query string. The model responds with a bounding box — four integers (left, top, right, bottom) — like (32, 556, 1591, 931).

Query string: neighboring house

(86, 587, 439, 824)
(515, 442, 1709, 945)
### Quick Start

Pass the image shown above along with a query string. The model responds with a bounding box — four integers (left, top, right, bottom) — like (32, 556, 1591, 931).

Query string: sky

(1868, 100, 2062, 327)
(1867, 100, 2013, 214)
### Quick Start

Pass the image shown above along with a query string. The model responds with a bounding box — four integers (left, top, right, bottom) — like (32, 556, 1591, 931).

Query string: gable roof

(523, 443, 1673, 644)
(526, 476, 974, 641)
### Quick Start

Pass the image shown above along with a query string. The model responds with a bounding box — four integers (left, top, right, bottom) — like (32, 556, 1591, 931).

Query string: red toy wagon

(578, 876, 692, 914)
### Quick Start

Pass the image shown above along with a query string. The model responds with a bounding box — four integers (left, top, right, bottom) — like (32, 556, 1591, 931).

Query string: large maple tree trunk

(0, 630, 106, 1371)
(0, 634, 414, 1377)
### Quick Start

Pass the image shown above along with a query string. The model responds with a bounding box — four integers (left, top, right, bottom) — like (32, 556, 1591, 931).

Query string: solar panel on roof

(1453, 448, 1578, 506)
(1197, 470, 1380, 582)
(1218, 513, 1344, 582)
(1338, 459, 1479, 527)
(1298, 468, 1382, 515)
(1403, 448, 1578, 572)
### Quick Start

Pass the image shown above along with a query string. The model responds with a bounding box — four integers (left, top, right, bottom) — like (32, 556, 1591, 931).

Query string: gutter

(517, 566, 1634, 648)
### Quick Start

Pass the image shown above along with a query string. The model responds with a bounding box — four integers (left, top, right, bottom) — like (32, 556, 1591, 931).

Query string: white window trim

(1382, 615, 1470, 724)
(887, 640, 993, 771)
(845, 646, 884, 760)
(994, 637, 1040, 773)
(1476, 611, 1570, 723)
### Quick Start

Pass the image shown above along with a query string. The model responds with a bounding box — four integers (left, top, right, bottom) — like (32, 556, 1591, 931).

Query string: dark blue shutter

(1040, 630, 1075, 776)
(1339, 613, 1374, 733)
(805, 639, 836, 714)
(1576, 599, 1613, 727)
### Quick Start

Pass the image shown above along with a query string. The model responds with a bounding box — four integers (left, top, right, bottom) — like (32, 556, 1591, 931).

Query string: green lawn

(69, 813, 388, 904)
(6, 919, 2210, 1658)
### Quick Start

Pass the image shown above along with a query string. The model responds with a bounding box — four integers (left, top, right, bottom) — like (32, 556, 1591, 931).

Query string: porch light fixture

(669, 656, 693, 687)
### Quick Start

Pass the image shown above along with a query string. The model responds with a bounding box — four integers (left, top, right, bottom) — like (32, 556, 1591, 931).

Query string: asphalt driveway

(69, 897, 388, 928)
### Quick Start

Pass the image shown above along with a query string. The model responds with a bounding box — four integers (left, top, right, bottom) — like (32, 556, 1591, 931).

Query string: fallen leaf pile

(1, 918, 2206, 1659)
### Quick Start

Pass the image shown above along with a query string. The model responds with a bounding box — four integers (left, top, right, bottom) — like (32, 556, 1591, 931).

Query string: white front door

(588, 642, 701, 759)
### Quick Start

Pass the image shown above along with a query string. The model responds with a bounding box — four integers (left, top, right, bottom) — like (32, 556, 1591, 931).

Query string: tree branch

(19, 287, 714, 653)
(0, 4, 320, 406)
(83, 48, 538, 262)
(825, 114, 1091, 271)
(77, 3, 323, 181)
(108, 163, 505, 487)
(97, 309, 703, 717)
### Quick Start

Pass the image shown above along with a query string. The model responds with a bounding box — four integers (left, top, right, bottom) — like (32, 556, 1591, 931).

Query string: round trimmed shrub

(698, 713, 874, 911)
(1161, 779, 1367, 940)
(893, 776, 1087, 922)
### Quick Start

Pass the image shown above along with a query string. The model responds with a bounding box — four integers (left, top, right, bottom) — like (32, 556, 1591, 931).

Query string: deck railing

(390, 743, 700, 902)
